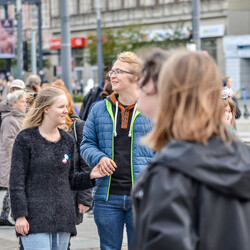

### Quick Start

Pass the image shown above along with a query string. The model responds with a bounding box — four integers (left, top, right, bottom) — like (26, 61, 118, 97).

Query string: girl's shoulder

(59, 128, 75, 144)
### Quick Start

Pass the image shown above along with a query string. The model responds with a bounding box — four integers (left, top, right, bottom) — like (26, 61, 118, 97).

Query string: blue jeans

(21, 232, 70, 250)
(93, 194, 134, 250)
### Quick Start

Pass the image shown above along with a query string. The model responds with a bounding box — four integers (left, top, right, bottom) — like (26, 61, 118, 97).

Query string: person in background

(41, 79, 52, 89)
(137, 48, 171, 121)
(224, 76, 241, 119)
(0, 90, 27, 226)
(221, 87, 236, 135)
(1, 76, 14, 102)
(81, 51, 154, 250)
(88, 73, 113, 114)
(9, 79, 26, 93)
(131, 50, 250, 250)
(9, 87, 104, 250)
(26, 75, 41, 93)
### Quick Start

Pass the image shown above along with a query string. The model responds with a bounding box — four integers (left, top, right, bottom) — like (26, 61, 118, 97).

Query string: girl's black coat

(9, 128, 94, 236)
(70, 117, 92, 225)
(132, 136, 250, 250)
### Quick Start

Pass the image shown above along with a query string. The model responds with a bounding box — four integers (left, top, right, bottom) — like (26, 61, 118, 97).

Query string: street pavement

(0, 100, 250, 249)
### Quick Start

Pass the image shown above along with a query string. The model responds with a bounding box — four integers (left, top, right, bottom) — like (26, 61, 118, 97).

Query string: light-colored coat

(0, 103, 25, 187)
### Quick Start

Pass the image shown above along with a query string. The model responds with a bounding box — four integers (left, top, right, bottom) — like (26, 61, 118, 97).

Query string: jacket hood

(0, 102, 25, 119)
(153, 136, 250, 200)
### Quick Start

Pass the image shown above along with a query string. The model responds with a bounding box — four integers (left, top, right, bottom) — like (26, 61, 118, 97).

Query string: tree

(86, 23, 188, 68)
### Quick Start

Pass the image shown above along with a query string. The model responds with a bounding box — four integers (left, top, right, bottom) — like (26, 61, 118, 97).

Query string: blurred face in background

(12, 95, 27, 113)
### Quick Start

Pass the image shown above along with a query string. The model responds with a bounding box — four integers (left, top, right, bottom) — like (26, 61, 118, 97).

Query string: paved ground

(0, 99, 250, 249)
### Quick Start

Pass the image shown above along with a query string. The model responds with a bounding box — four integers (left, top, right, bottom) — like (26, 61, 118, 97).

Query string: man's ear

(131, 74, 139, 84)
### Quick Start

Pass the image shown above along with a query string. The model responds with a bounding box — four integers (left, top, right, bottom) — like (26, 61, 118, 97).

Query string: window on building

(201, 38, 217, 61)
(155, 0, 160, 4)
(136, 0, 140, 7)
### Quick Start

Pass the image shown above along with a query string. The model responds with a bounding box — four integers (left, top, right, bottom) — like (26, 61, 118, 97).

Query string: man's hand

(97, 157, 117, 176)
(16, 217, 29, 236)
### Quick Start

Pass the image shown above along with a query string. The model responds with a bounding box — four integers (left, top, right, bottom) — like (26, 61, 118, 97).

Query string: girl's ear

(44, 106, 49, 114)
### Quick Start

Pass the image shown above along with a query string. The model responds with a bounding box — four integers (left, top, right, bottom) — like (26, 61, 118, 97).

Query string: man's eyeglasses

(108, 69, 133, 77)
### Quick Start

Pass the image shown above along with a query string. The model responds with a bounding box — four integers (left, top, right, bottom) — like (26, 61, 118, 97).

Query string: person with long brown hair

(131, 50, 250, 250)
(9, 87, 104, 250)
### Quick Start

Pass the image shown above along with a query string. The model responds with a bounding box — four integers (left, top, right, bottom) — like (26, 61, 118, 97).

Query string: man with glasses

(80, 51, 153, 250)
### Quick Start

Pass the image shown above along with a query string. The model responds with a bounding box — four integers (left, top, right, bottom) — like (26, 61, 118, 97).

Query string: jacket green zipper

(105, 100, 140, 200)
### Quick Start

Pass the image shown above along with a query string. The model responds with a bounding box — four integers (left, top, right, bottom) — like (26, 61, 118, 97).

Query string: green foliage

(87, 23, 188, 67)
(73, 95, 84, 103)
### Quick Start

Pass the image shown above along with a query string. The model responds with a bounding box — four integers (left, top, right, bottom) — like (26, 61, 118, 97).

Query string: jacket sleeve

(80, 104, 107, 168)
(73, 120, 92, 207)
(9, 133, 30, 220)
(69, 140, 95, 191)
(2, 117, 20, 157)
(132, 164, 198, 250)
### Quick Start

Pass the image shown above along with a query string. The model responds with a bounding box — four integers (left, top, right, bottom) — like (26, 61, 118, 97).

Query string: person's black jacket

(232, 95, 241, 119)
(79, 86, 103, 121)
(70, 114, 92, 225)
(132, 136, 250, 250)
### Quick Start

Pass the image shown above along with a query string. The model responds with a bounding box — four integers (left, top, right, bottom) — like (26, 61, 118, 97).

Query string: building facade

(0, 0, 249, 95)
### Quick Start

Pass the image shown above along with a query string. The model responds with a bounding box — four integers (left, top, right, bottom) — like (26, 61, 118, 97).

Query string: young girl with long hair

(9, 87, 104, 250)
(132, 51, 250, 250)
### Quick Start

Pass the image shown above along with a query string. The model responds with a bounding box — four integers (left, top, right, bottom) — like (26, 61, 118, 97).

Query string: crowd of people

(0, 49, 250, 250)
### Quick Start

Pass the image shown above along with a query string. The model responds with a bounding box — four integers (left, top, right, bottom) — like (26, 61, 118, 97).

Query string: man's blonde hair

(146, 50, 230, 151)
(117, 51, 143, 75)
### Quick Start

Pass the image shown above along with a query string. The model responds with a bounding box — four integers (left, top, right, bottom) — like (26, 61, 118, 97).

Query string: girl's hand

(90, 164, 109, 179)
(16, 217, 29, 236)
(78, 204, 90, 213)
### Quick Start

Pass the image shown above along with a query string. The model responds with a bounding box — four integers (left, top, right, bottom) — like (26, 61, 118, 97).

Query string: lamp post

(60, 0, 72, 95)
(192, 0, 200, 50)
(96, 0, 103, 85)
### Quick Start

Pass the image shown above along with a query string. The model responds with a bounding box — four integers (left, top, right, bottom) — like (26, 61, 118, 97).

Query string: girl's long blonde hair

(147, 50, 230, 151)
(22, 87, 65, 129)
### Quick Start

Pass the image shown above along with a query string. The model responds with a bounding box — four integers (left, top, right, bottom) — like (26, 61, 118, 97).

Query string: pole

(16, 0, 23, 79)
(31, 31, 37, 74)
(96, 0, 103, 85)
(192, 0, 200, 50)
(4, 4, 11, 79)
(60, 0, 72, 95)
(36, 1, 44, 81)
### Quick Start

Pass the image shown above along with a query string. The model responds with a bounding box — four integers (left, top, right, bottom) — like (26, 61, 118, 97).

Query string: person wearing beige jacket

(0, 90, 26, 226)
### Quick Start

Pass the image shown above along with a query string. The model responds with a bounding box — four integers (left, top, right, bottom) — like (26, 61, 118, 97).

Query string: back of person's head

(147, 50, 229, 151)
(222, 97, 236, 125)
(41, 79, 52, 89)
(100, 73, 113, 99)
(26, 75, 41, 92)
(53, 84, 75, 131)
(53, 79, 65, 87)
(7, 89, 26, 106)
(139, 48, 172, 93)
(27, 75, 41, 87)
(22, 87, 65, 129)
(117, 51, 143, 76)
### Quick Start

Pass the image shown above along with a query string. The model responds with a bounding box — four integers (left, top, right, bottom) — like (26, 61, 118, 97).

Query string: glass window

(201, 38, 217, 61)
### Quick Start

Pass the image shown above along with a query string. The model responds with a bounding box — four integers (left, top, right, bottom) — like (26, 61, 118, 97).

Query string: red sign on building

(49, 37, 88, 49)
